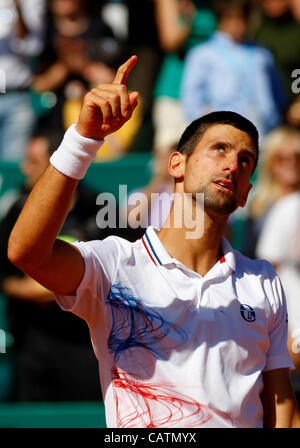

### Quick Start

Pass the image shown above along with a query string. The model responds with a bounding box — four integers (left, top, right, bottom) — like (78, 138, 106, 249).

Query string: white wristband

(49, 124, 104, 180)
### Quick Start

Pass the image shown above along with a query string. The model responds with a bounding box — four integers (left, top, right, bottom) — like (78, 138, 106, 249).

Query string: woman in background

(241, 125, 300, 259)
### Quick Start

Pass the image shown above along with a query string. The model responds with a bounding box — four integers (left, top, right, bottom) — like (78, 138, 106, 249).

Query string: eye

(213, 145, 226, 153)
(239, 155, 254, 170)
(240, 155, 250, 165)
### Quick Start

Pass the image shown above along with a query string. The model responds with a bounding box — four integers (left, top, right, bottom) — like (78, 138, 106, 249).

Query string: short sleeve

(54, 237, 120, 325)
(263, 268, 294, 372)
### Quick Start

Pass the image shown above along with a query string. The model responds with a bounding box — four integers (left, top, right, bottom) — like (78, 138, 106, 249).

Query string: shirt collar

(142, 226, 236, 273)
(221, 237, 236, 273)
(142, 226, 173, 266)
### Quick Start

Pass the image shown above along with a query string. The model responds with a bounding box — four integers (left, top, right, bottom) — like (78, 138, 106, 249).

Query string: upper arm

(261, 368, 300, 428)
(154, 0, 192, 51)
(26, 238, 85, 296)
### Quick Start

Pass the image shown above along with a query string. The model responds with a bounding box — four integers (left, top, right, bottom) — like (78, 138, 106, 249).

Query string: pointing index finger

(113, 55, 138, 85)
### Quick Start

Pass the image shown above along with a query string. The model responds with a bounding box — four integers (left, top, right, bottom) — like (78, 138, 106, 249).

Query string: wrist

(50, 124, 104, 180)
(75, 123, 97, 139)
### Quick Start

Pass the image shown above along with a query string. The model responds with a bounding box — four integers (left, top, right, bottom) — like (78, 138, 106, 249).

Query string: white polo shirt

(55, 226, 293, 428)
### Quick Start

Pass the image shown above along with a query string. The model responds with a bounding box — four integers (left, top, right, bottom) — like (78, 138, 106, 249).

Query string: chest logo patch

(240, 304, 256, 322)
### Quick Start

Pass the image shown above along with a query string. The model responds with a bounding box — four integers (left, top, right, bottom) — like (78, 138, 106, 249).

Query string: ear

(240, 183, 252, 208)
(168, 151, 186, 181)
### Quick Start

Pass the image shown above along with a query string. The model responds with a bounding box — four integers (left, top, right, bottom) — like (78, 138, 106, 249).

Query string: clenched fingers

(87, 85, 130, 124)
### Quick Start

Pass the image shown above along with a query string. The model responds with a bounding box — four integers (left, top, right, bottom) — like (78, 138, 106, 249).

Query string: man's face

(51, 0, 84, 17)
(181, 124, 257, 216)
(219, 12, 247, 43)
(270, 136, 300, 189)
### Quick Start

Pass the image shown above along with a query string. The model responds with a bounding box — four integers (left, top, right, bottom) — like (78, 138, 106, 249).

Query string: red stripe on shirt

(142, 237, 157, 266)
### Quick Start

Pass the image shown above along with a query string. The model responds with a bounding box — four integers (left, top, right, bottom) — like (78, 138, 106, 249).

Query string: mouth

(213, 179, 236, 194)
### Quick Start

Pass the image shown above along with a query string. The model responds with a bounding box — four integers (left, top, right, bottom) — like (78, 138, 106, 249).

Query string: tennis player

(8, 56, 300, 428)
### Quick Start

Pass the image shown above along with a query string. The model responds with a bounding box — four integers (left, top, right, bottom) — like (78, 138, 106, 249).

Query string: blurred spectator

(287, 86, 300, 130)
(252, 0, 300, 126)
(0, 0, 46, 161)
(241, 125, 300, 259)
(181, 0, 286, 139)
(256, 138, 300, 377)
(0, 123, 109, 401)
(31, 0, 127, 137)
(153, 0, 217, 152)
(288, 0, 300, 128)
(124, 0, 164, 153)
(101, 0, 129, 42)
(290, 0, 300, 22)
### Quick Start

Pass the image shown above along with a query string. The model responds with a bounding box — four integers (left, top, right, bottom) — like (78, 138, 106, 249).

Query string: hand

(82, 62, 116, 87)
(55, 37, 87, 74)
(76, 55, 139, 140)
(178, 0, 196, 23)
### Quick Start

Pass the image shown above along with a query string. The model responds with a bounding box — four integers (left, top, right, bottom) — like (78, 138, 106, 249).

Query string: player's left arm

(261, 368, 300, 427)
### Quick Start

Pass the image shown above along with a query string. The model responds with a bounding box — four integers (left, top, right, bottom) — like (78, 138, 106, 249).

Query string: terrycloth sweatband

(50, 124, 104, 179)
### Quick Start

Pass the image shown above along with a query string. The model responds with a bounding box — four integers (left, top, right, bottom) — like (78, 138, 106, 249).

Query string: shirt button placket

(196, 278, 203, 309)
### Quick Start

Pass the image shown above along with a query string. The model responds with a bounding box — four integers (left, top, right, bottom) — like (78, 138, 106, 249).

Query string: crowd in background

(0, 0, 300, 409)
(1, 0, 299, 162)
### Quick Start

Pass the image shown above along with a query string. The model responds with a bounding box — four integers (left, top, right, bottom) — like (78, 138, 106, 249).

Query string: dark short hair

(177, 111, 259, 169)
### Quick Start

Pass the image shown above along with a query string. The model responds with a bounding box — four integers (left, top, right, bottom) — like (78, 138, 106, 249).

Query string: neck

(279, 184, 299, 197)
(217, 26, 242, 43)
(157, 197, 229, 276)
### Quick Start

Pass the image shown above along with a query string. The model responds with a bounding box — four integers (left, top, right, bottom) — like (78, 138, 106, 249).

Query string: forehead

(194, 124, 257, 155)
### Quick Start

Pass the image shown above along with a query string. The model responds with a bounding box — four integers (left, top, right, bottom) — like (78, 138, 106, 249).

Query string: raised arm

(8, 56, 139, 296)
(154, 0, 195, 52)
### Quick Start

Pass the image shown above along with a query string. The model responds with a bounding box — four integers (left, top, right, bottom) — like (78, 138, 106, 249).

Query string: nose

(222, 153, 239, 177)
